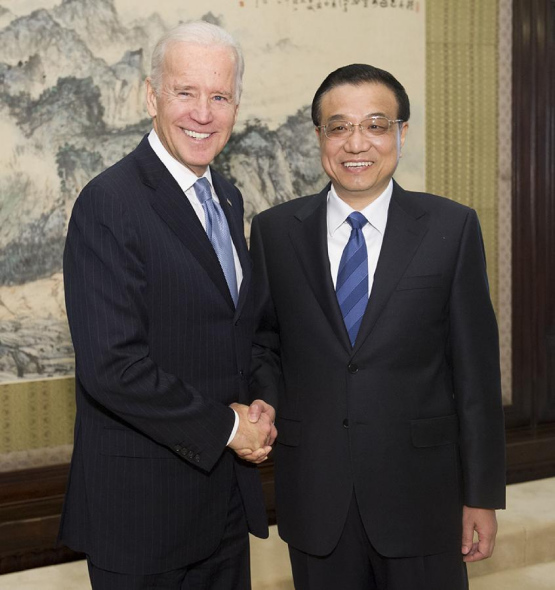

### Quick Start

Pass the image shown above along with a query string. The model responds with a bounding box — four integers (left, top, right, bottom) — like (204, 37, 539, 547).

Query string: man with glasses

(249, 64, 506, 590)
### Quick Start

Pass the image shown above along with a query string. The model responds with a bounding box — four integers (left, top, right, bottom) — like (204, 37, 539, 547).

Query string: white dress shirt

(327, 180, 393, 297)
(148, 129, 241, 445)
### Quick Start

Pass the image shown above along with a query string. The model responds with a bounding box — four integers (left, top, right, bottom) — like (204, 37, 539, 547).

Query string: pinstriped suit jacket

(59, 136, 268, 574)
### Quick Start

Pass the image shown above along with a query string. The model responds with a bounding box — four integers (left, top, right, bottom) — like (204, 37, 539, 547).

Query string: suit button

(348, 363, 358, 374)
(187, 450, 194, 459)
(343, 419, 349, 428)
(174, 445, 182, 452)
(194, 454, 201, 463)
(180, 449, 188, 457)
(239, 369, 244, 377)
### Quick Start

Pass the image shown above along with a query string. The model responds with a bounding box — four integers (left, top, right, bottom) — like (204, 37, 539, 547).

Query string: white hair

(149, 21, 244, 103)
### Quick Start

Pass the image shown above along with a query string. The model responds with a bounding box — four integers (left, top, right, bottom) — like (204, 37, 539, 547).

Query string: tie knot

(194, 177, 213, 205)
(346, 212, 368, 231)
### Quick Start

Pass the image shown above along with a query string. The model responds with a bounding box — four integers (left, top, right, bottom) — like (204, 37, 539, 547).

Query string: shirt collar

(327, 180, 393, 237)
(148, 129, 213, 193)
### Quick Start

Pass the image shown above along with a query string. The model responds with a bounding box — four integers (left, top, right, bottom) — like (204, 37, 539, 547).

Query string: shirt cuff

(226, 408, 240, 446)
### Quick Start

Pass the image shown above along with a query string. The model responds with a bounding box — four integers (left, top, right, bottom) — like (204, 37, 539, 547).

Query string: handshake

(228, 400, 277, 464)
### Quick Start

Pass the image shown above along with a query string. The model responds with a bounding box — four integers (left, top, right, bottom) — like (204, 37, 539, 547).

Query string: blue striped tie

(194, 178, 238, 306)
(336, 212, 369, 346)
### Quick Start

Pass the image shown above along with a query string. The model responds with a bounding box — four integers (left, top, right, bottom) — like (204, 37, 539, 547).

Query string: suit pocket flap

(396, 274, 443, 291)
(100, 428, 171, 458)
(411, 415, 459, 447)
(276, 417, 301, 447)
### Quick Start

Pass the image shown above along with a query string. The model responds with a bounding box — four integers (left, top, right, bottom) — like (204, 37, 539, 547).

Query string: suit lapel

(135, 137, 235, 310)
(288, 186, 352, 352)
(352, 181, 429, 354)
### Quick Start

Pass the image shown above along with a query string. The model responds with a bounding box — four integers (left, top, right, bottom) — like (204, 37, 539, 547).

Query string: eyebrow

(172, 84, 194, 91)
(326, 112, 389, 122)
(213, 90, 234, 98)
(172, 84, 233, 98)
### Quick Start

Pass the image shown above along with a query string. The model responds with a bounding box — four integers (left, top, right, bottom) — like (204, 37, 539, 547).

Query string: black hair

(311, 63, 410, 126)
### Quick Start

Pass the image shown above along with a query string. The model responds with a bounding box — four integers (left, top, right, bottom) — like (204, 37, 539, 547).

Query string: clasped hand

(228, 400, 277, 464)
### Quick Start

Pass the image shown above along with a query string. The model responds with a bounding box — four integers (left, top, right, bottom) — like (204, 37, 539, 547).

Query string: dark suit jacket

(249, 181, 505, 558)
(59, 136, 267, 575)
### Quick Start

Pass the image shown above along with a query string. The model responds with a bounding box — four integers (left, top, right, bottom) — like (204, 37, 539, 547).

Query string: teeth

(344, 161, 372, 168)
(184, 129, 211, 139)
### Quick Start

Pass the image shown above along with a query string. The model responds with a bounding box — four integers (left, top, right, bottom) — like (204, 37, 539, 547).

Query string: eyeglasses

(318, 117, 404, 140)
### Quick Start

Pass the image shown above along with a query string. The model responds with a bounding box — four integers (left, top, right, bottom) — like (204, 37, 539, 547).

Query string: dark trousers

(87, 480, 251, 590)
(289, 493, 468, 590)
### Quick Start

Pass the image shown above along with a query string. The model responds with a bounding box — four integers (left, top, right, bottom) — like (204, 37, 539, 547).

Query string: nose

(343, 126, 373, 153)
(190, 98, 214, 124)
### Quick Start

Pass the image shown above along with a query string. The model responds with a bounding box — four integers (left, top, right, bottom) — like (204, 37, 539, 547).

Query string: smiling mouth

(343, 161, 373, 168)
(183, 129, 212, 140)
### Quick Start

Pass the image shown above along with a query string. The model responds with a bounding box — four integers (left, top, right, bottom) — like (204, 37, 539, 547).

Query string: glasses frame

(317, 117, 405, 140)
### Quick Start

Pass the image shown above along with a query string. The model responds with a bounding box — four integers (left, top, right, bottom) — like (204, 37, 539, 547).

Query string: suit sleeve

(64, 182, 235, 472)
(249, 214, 281, 409)
(449, 209, 506, 508)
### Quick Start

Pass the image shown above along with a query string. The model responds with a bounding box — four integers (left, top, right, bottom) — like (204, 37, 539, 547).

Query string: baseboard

(506, 425, 555, 484)
(0, 464, 83, 574)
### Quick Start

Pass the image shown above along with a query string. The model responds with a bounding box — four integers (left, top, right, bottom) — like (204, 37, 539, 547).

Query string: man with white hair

(59, 22, 275, 589)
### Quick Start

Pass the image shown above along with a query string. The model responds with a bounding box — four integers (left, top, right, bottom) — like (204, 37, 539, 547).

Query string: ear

(232, 102, 240, 125)
(315, 126, 322, 141)
(145, 78, 158, 118)
(399, 121, 409, 149)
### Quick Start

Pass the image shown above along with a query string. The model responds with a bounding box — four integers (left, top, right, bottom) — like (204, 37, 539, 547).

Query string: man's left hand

(461, 506, 498, 562)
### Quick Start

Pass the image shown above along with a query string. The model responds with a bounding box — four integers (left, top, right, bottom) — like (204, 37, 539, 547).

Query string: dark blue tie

(336, 212, 369, 346)
(194, 178, 239, 306)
